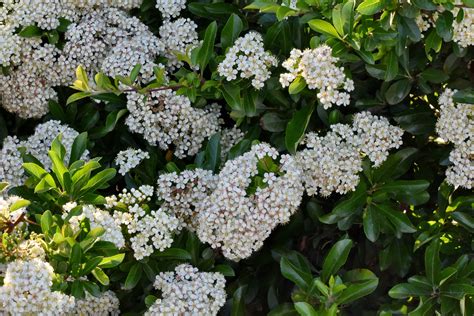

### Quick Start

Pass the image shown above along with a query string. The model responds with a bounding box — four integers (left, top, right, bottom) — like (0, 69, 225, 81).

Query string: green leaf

(66, 92, 92, 105)
(451, 212, 474, 232)
(308, 19, 341, 39)
(321, 239, 353, 282)
(124, 263, 143, 290)
(80, 168, 116, 194)
(261, 112, 288, 132)
(384, 50, 399, 82)
(357, 0, 383, 15)
(385, 79, 412, 105)
(81, 256, 103, 276)
(153, 248, 192, 260)
(338, 269, 379, 304)
(288, 77, 307, 95)
(91, 267, 109, 286)
(221, 14, 243, 49)
(196, 21, 217, 71)
(70, 243, 83, 276)
(389, 283, 432, 298)
(231, 285, 247, 316)
(425, 239, 441, 285)
(90, 109, 127, 139)
(0, 182, 8, 192)
(436, 11, 454, 41)
(8, 199, 30, 212)
(294, 302, 317, 316)
(332, 4, 345, 37)
(373, 203, 417, 235)
(363, 205, 381, 242)
(280, 257, 313, 291)
(99, 253, 125, 268)
(41, 210, 53, 234)
(18, 25, 42, 37)
(34, 177, 55, 193)
(420, 68, 449, 83)
(129, 64, 141, 82)
(276, 6, 297, 21)
(453, 89, 474, 104)
(69, 132, 88, 165)
(214, 264, 235, 277)
(285, 104, 314, 154)
(201, 133, 221, 172)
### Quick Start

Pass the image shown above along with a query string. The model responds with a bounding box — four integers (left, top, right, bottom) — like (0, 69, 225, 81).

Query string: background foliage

(1, 0, 473, 315)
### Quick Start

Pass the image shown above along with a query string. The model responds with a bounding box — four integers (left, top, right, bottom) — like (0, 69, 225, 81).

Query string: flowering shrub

(0, 0, 473, 314)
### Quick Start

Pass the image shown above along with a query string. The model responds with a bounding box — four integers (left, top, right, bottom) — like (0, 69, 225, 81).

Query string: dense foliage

(0, 0, 473, 315)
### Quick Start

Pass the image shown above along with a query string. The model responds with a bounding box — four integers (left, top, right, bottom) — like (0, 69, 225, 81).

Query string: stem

(6, 212, 26, 234)
(122, 84, 184, 93)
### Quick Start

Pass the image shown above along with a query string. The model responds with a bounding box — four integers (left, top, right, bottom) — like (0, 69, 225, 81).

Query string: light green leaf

(308, 19, 341, 39)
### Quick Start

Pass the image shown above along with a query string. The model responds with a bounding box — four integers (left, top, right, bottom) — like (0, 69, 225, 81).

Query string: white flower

(280, 45, 354, 109)
(145, 264, 226, 316)
(101, 32, 165, 83)
(196, 143, 304, 261)
(0, 259, 75, 315)
(436, 89, 474, 189)
(159, 18, 199, 69)
(63, 205, 125, 248)
(115, 148, 150, 175)
(125, 90, 221, 158)
(453, 7, 474, 48)
(155, 0, 187, 19)
(156, 168, 217, 231)
(218, 32, 278, 89)
(71, 291, 120, 316)
(297, 112, 403, 196)
(110, 186, 180, 260)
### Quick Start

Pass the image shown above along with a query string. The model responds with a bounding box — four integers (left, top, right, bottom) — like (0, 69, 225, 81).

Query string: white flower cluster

(0, 42, 66, 118)
(415, 13, 434, 36)
(0, 120, 87, 188)
(60, 7, 150, 82)
(453, 7, 474, 48)
(125, 90, 221, 158)
(1, 0, 78, 31)
(145, 264, 226, 316)
(196, 143, 304, 261)
(352, 111, 404, 166)
(159, 17, 199, 69)
(297, 112, 403, 196)
(108, 185, 180, 260)
(1, 5, 167, 118)
(71, 291, 120, 316)
(63, 203, 125, 248)
(16, 239, 46, 260)
(115, 148, 150, 175)
(156, 169, 217, 231)
(218, 32, 278, 89)
(297, 125, 363, 197)
(436, 89, 473, 189)
(0, 259, 75, 315)
(101, 31, 165, 83)
(156, 0, 187, 19)
(280, 45, 354, 109)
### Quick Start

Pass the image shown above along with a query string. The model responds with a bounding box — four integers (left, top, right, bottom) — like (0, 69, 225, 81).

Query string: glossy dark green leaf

(285, 104, 314, 154)
(221, 14, 244, 49)
(280, 257, 313, 291)
(321, 239, 353, 282)
(124, 263, 143, 290)
(294, 302, 317, 316)
(385, 79, 412, 105)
